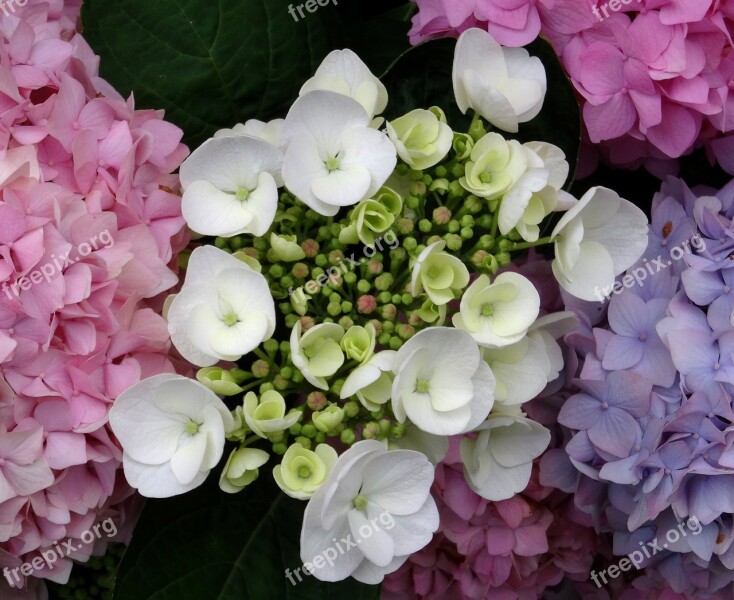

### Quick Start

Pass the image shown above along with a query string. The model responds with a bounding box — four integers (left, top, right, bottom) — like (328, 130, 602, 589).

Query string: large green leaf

(381, 37, 582, 185)
(113, 474, 381, 600)
(81, 0, 413, 148)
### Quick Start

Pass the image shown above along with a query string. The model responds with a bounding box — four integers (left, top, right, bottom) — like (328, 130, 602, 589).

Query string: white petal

(348, 509, 395, 567)
(360, 450, 434, 515)
(169, 432, 207, 485)
(122, 453, 208, 498)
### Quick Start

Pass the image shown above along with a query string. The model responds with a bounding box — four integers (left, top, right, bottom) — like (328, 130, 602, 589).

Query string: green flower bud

(445, 233, 463, 251)
(390, 423, 407, 439)
(373, 186, 403, 216)
(314, 432, 326, 444)
(343, 401, 360, 418)
(227, 405, 249, 442)
(243, 390, 301, 439)
(341, 323, 376, 363)
(418, 219, 432, 233)
(196, 367, 243, 396)
(219, 447, 269, 494)
(350, 199, 395, 247)
(340, 428, 356, 445)
(272, 443, 288, 455)
(417, 298, 447, 325)
(429, 178, 450, 194)
(386, 109, 453, 170)
(252, 359, 270, 378)
(338, 316, 355, 329)
(357, 279, 372, 294)
(269, 233, 306, 262)
(452, 132, 474, 160)
(295, 436, 312, 449)
(389, 336, 403, 350)
(311, 404, 345, 433)
(327, 301, 342, 316)
(301, 423, 317, 438)
(375, 273, 394, 291)
(273, 443, 338, 499)
(362, 422, 381, 439)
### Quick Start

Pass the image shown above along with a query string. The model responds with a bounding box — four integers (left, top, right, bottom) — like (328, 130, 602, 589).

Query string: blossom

(411, 240, 470, 305)
(269, 233, 306, 262)
(0, 426, 54, 503)
(498, 142, 576, 242)
(219, 447, 269, 493)
(109, 374, 234, 498)
(167, 246, 276, 367)
(452, 272, 540, 348)
(460, 132, 528, 200)
(179, 135, 283, 237)
(290, 321, 345, 390)
(299, 49, 388, 121)
(273, 443, 338, 500)
(243, 390, 301, 438)
(461, 409, 550, 501)
(391, 327, 495, 435)
(283, 91, 396, 216)
(340, 351, 397, 411)
(300, 440, 439, 583)
(340, 324, 377, 364)
(551, 186, 649, 301)
(385, 108, 453, 170)
(453, 28, 546, 132)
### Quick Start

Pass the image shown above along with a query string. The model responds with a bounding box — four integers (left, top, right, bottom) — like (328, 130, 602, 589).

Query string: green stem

(512, 236, 553, 251)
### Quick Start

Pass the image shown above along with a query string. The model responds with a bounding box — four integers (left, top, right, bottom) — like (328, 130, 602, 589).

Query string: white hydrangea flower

(214, 118, 286, 152)
(452, 272, 540, 348)
(179, 135, 283, 237)
(300, 49, 388, 121)
(290, 321, 345, 390)
(460, 408, 550, 501)
(453, 28, 547, 133)
(391, 327, 495, 435)
(109, 374, 234, 498)
(551, 187, 649, 301)
(167, 246, 276, 367)
(340, 350, 396, 411)
(282, 91, 396, 216)
(300, 440, 438, 583)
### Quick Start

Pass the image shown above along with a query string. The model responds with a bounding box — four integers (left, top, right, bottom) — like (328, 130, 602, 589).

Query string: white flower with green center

(452, 272, 540, 348)
(340, 350, 397, 412)
(460, 409, 550, 501)
(219, 447, 269, 494)
(269, 233, 306, 262)
(180, 135, 283, 237)
(167, 246, 276, 367)
(109, 374, 234, 498)
(391, 327, 495, 435)
(411, 240, 470, 306)
(551, 186, 649, 301)
(243, 390, 301, 439)
(300, 440, 438, 583)
(283, 91, 396, 216)
(453, 28, 546, 133)
(460, 132, 528, 200)
(274, 443, 338, 500)
(300, 49, 388, 121)
(386, 108, 453, 170)
(341, 324, 377, 364)
(290, 321, 346, 390)
(498, 142, 576, 242)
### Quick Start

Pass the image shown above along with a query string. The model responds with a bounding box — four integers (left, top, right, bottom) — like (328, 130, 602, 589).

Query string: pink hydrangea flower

(410, 0, 734, 175)
(0, 1, 189, 597)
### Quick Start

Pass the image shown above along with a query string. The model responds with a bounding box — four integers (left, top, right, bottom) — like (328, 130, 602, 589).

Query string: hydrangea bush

(0, 1, 188, 596)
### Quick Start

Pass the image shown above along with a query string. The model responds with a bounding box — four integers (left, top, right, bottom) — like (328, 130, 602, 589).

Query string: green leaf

(113, 474, 381, 600)
(81, 0, 414, 149)
(380, 37, 582, 185)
